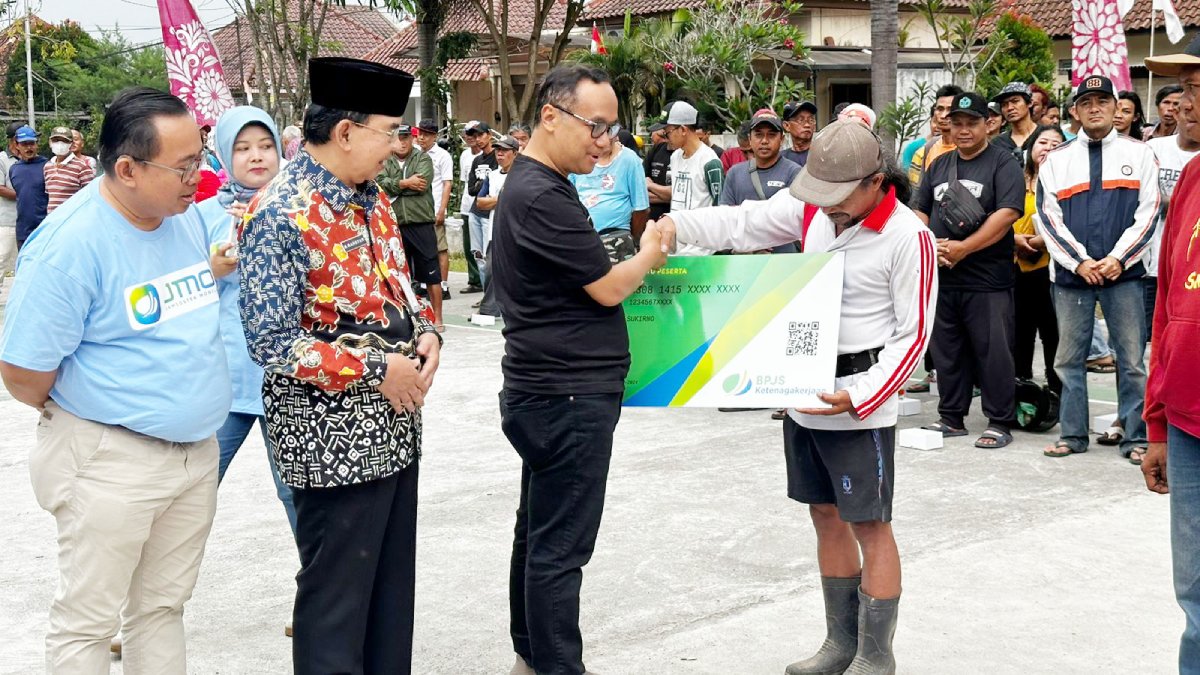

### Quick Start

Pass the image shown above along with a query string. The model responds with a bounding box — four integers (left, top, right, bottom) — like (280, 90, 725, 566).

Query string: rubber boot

(785, 576, 861, 675)
(843, 589, 899, 675)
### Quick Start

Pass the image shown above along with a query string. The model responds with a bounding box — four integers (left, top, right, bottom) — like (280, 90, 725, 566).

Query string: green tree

(569, 12, 663, 128)
(974, 12, 1055, 99)
(646, 0, 808, 130)
(5, 22, 166, 118)
(915, 0, 1011, 88)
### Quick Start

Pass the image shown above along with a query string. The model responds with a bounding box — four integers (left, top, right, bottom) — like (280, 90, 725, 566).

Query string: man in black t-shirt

(914, 92, 1024, 449)
(491, 64, 667, 675)
(644, 119, 674, 219)
(466, 129, 498, 264)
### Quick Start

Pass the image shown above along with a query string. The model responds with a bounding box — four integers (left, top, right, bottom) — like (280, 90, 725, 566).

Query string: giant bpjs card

(623, 253, 844, 408)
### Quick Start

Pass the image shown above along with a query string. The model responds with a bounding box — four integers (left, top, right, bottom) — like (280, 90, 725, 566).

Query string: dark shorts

(399, 222, 442, 285)
(783, 416, 895, 523)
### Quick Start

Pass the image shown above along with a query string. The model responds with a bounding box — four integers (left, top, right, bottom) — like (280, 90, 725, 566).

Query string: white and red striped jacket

(43, 153, 95, 214)
(669, 186, 938, 430)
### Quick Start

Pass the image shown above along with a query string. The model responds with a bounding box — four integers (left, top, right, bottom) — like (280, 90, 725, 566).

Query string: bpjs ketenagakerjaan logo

(124, 261, 219, 331)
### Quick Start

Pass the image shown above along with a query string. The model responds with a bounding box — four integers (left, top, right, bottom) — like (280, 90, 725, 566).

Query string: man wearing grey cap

(992, 82, 1039, 165)
(646, 101, 723, 217)
(654, 119, 938, 675)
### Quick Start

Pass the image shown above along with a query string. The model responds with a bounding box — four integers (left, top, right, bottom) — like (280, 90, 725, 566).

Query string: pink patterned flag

(157, 0, 235, 126)
(1072, 0, 1133, 91)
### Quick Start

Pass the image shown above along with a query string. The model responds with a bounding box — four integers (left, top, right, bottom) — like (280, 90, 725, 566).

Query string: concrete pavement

(0, 272, 1183, 674)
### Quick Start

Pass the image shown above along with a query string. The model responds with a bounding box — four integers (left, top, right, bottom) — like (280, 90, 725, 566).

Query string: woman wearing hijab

(200, 106, 297, 536)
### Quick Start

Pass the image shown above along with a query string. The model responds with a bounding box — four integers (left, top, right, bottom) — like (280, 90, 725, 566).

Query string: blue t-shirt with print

(0, 181, 230, 442)
(197, 197, 263, 416)
(569, 147, 650, 233)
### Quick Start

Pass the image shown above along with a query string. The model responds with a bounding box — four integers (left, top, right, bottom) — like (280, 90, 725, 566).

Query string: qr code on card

(787, 321, 820, 356)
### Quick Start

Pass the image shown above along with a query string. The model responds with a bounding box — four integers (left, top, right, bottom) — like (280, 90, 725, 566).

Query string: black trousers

(931, 287, 1017, 429)
(500, 390, 622, 675)
(1014, 266, 1062, 394)
(291, 462, 419, 675)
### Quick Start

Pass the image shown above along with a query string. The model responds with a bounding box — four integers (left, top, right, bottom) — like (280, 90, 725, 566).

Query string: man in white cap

(654, 119, 938, 675)
(646, 101, 723, 216)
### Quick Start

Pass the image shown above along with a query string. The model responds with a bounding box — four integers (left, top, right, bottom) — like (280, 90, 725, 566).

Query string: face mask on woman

(50, 141, 71, 156)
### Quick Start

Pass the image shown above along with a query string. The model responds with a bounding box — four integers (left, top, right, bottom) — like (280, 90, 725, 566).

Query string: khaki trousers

(29, 401, 218, 674)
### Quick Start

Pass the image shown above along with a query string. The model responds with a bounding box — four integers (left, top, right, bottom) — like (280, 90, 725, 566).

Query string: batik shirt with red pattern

(238, 150, 439, 488)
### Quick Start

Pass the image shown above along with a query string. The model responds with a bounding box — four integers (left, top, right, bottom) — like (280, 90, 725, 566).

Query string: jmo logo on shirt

(124, 261, 219, 331)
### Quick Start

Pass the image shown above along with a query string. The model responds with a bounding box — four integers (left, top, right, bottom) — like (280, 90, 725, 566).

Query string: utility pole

(24, 0, 34, 127)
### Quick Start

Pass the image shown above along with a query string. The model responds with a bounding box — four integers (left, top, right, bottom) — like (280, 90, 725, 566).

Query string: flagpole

(1148, 2, 1156, 109)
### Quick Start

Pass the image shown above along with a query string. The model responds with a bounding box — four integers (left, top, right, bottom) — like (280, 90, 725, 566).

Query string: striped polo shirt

(43, 153, 95, 213)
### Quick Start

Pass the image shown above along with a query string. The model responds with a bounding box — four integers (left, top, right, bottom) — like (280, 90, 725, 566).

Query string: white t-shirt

(427, 144, 454, 219)
(0, 151, 15, 228)
(668, 143, 723, 212)
(482, 166, 509, 244)
(1146, 135, 1200, 277)
(458, 147, 480, 215)
(669, 143, 723, 255)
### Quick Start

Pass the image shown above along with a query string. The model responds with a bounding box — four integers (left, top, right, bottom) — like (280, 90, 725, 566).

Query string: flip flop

(1129, 447, 1148, 465)
(1044, 440, 1086, 458)
(922, 420, 968, 437)
(975, 428, 1013, 449)
(906, 381, 931, 393)
(1097, 424, 1124, 446)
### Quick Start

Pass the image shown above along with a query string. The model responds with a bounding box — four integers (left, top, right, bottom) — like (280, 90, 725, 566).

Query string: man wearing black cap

(719, 109, 801, 241)
(466, 121, 498, 280)
(1142, 33, 1200, 673)
(992, 82, 1039, 165)
(644, 106, 674, 220)
(914, 91, 1025, 449)
(238, 57, 441, 674)
(0, 122, 19, 287)
(1037, 74, 1159, 463)
(781, 100, 818, 166)
(416, 119, 455, 300)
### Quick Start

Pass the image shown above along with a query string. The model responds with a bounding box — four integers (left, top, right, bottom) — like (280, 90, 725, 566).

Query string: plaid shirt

(239, 150, 439, 488)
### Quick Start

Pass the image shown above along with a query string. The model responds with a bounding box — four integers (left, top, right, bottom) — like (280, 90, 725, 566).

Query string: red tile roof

(361, 25, 492, 81)
(583, 0, 970, 20)
(211, 3, 396, 93)
(1009, 0, 1200, 38)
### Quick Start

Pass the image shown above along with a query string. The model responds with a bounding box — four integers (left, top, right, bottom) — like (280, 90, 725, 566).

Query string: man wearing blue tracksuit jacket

(1036, 75, 1161, 461)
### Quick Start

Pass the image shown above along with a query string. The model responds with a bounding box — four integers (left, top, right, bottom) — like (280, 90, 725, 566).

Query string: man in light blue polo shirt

(0, 87, 229, 674)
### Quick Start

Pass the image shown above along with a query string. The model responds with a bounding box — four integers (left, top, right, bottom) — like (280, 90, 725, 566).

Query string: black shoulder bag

(938, 154, 988, 239)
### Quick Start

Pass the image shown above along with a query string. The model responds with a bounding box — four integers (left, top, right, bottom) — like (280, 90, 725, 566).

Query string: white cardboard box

(1092, 412, 1118, 434)
(897, 397, 922, 417)
(898, 428, 943, 451)
(469, 314, 496, 326)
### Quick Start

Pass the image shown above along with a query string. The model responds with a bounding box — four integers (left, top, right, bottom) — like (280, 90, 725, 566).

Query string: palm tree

(571, 13, 662, 128)
(870, 0, 899, 149)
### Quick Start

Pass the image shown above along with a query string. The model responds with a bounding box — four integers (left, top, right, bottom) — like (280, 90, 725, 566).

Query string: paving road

(0, 273, 1182, 674)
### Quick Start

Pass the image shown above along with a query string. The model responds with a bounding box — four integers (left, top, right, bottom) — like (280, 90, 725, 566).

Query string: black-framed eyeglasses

(131, 155, 204, 184)
(551, 104, 621, 139)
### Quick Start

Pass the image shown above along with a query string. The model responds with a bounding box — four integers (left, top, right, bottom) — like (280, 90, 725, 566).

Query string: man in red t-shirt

(1143, 32, 1200, 673)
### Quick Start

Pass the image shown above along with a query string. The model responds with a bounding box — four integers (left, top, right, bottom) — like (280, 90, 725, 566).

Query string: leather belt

(835, 347, 883, 378)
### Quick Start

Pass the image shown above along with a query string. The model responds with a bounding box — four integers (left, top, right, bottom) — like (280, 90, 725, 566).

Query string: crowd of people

(0, 31, 1199, 675)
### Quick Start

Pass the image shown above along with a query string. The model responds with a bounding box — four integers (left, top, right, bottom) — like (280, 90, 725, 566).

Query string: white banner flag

(1154, 0, 1186, 44)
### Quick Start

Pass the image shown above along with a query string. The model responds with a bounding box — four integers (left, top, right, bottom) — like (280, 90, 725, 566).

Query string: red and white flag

(1154, 0, 1186, 44)
(1072, 0, 1133, 90)
(157, 0, 236, 126)
(590, 23, 607, 55)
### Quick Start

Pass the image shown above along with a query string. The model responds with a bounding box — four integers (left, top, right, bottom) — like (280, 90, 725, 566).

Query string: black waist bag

(938, 154, 988, 239)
